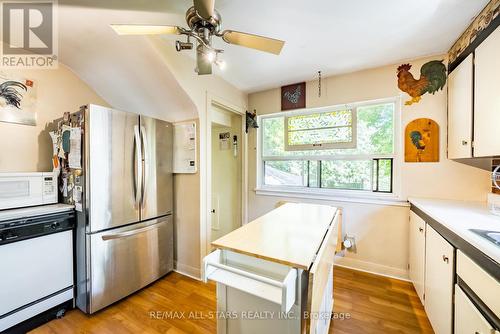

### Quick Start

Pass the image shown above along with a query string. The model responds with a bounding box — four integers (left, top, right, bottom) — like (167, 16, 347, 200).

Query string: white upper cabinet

(424, 225, 454, 334)
(448, 54, 473, 159)
(408, 211, 426, 304)
(474, 26, 500, 157)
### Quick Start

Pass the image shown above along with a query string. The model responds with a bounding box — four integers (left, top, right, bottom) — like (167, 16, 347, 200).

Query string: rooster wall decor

(397, 60, 447, 105)
(0, 76, 37, 126)
(404, 118, 439, 163)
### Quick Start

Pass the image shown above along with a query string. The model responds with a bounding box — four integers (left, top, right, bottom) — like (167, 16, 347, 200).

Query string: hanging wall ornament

(318, 71, 322, 98)
(397, 60, 447, 105)
(281, 82, 306, 110)
(245, 110, 258, 133)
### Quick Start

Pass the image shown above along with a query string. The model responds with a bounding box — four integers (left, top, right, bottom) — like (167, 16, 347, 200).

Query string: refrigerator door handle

(133, 125, 143, 208)
(140, 125, 148, 208)
(101, 223, 160, 241)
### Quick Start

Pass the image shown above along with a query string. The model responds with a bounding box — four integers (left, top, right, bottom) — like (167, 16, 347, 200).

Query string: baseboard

(174, 261, 201, 281)
(334, 256, 410, 282)
(173, 258, 408, 283)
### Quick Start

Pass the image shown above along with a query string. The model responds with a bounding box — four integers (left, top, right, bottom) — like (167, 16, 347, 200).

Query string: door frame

(201, 93, 248, 262)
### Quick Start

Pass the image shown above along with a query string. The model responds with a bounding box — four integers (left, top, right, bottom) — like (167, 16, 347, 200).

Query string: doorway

(210, 104, 243, 243)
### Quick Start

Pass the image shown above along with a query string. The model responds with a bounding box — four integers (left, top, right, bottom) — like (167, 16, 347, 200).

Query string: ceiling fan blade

(221, 30, 285, 55)
(193, 0, 215, 19)
(110, 24, 181, 35)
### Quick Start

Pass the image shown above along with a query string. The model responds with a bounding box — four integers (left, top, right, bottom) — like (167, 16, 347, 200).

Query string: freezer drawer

(89, 216, 173, 313)
(203, 249, 297, 313)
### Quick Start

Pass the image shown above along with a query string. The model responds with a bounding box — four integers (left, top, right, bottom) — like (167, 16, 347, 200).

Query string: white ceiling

(59, 0, 488, 98)
(208, 0, 489, 92)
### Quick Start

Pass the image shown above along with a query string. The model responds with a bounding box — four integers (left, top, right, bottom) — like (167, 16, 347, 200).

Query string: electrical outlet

(343, 235, 357, 253)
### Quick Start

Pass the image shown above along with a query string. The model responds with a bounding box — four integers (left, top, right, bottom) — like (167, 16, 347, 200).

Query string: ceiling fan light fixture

(176, 40, 193, 51)
(205, 49, 216, 62)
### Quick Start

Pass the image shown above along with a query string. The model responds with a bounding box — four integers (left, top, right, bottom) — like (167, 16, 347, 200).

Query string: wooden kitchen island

(203, 203, 340, 334)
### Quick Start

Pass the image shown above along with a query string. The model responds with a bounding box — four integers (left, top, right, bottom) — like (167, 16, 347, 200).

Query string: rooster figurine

(397, 60, 447, 105)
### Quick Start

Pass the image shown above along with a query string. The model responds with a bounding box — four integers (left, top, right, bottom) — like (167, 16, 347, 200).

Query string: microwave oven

(0, 172, 58, 210)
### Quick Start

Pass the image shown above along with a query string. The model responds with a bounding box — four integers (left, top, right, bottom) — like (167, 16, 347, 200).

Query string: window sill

(254, 187, 410, 207)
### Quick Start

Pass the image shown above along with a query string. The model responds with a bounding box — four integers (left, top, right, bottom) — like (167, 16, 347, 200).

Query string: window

(259, 100, 397, 196)
(285, 109, 356, 150)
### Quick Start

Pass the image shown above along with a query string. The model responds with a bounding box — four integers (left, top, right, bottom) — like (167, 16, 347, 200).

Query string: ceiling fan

(110, 0, 285, 75)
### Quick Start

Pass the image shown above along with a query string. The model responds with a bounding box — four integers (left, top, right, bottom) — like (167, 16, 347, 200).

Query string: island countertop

(211, 202, 338, 270)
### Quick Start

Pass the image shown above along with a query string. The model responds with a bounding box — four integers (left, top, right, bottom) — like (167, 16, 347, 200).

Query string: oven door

(0, 230, 73, 316)
(88, 215, 173, 313)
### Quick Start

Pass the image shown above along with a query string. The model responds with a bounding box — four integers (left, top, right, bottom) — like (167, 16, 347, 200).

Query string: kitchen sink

(469, 229, 500, 246)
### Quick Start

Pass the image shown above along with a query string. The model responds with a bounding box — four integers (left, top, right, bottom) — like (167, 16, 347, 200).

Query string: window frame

(256, 97, 402, 201)
(284, 108, 357, 151)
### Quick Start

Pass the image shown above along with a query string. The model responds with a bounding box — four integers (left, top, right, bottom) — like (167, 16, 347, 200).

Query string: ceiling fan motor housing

(185, 6, 221, 36)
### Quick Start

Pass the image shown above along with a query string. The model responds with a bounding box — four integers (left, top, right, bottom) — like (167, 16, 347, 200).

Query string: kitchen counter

(212, 202, 338, 270)
(0, 204, 75, 222)
(409, 197, 499, 272)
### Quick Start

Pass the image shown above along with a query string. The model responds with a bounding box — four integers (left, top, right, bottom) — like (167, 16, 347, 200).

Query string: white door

(474, 26, 500, 157)
(454, 285, 496, 334)
(448, 54, 473, 159)
(424, 225, 454, 334)
(408, 211, 426, 304)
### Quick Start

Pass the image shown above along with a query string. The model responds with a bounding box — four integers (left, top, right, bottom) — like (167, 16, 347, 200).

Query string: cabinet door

(454, 285, 496, 334)
(448, 54, 473, 159)
(424, 225, 454, 334)
(474, 26, 500, 157)
(409, 211, 426, 304)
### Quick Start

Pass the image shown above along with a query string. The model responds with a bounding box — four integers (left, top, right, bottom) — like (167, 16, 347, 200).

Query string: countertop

(211, 202, 338, 270)
(0, 204, 75, 222)
(408, 197, 500, 265)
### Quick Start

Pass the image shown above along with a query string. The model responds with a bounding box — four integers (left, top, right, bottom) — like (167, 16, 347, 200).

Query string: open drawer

(203, 249, 297, 313)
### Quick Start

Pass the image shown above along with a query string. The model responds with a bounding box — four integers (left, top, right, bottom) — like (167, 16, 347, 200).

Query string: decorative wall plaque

(281, 82, 306, 111)
(405, 118, 439, 163)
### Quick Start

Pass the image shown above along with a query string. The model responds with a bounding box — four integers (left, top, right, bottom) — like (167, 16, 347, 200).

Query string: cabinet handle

(419, 227, 424, 233)
(461, 140, 468, 146)
(442, 255, 449, 263)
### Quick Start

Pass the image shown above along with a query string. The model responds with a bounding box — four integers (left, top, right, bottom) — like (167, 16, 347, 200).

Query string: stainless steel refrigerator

(72, 104, 174, 314)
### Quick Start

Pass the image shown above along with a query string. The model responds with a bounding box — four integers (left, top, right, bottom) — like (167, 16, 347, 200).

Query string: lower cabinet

(424, 225, 455, 334)
(454, 285, 497, 334)
(409, 211, 426, 304)
(409, 208, 499, 334)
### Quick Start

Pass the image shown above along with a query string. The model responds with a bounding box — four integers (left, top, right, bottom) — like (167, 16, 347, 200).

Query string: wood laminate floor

(31, 266, 433, 334)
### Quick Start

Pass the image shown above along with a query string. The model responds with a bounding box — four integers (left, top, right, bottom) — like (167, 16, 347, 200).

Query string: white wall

(248, 55, 491, 279)
(0, 64, 108, 172)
